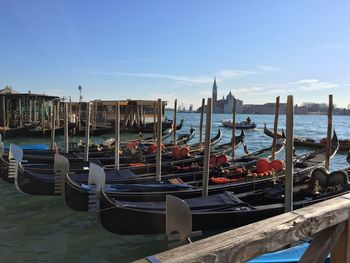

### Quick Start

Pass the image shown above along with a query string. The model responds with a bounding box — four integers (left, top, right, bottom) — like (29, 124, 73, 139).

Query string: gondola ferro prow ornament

(54, 154, 69, 196)
(88, 162, 106, 212)
(8, 144, 25, 194)
(166, 195, 202, 249)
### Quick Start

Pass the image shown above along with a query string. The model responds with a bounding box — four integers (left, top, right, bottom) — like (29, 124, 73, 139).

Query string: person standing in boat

(246, 116, 251, 124)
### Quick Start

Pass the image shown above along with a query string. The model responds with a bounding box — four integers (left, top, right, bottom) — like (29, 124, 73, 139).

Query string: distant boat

(221, 120, 257, 129)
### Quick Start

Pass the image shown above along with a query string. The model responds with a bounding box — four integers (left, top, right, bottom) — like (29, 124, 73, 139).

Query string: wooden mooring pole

(202, 98, 212, 197)
(114, 101, 120, 171)
(84, 102, 91, 162)
(50, 102, 56, 150)
(153, 103, 157, 139)
(231, 97, 236, 158)
(64, 103, 69, 154)
(271, 96, 280, 160)
(156, 99, 162, 182)
(199, 98, 205, 150)
(285, 95, 294, 213)
(173, 99, 177, 147)
(325, 95, 333, 170)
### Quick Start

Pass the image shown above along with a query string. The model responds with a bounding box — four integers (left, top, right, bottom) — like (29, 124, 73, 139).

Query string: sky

(0, 0, 349, 109)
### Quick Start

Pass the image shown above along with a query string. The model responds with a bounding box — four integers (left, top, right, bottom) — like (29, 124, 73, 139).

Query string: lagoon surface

(1, 113, 349, 262)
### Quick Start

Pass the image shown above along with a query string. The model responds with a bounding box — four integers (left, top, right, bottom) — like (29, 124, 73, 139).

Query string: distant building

(211, 78, 243, 113)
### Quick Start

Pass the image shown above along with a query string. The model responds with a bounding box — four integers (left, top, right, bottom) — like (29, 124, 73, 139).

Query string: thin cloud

(318, 43, 348, 50)
(216, 69, 257, 78)
(291, 79, 338, 91)
(106, 58, 164, 65)
(91, 68, 255, 85)
(258, 65, 284, 72)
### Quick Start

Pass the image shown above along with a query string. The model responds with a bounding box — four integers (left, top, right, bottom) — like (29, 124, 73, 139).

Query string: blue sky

(1, 0, 349, 108)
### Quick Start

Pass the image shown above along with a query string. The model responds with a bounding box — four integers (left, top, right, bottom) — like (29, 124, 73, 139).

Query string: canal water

(1, 113, 349, 262)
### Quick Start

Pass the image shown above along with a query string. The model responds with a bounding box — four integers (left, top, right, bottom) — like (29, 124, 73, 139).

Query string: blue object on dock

(5, 144, 49, 150)
(248, 243, 330, 263)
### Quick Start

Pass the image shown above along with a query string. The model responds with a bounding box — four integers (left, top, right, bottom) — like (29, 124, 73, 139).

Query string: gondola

(107, 118, 185, 133)
(64, 136, 339, 211)
(0, 127, 223, 172)
(0, 126, 31, 139)
(3, 131, 244, 194)
(98, 166, 350, 235)
(221, 120, 257, 130)
(264, 124, 350, 151)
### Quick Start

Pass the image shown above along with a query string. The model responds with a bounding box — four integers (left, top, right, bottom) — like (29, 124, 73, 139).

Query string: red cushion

(256, 158, 271, 173)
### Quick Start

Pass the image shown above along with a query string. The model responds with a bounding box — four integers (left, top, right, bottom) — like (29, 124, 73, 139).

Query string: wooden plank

(331, 219, 350, 263)
(135, 193, 350, 263)
(300, 222, 345, 263)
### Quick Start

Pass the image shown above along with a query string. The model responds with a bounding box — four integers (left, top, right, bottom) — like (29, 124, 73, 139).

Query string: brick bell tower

(212, 77, 218, 110)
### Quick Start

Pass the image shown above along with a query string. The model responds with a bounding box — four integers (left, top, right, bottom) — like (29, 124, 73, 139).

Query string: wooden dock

(136, 192, 350, 263)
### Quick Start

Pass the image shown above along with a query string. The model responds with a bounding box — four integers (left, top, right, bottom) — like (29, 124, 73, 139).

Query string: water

(1, 113, 349, 262)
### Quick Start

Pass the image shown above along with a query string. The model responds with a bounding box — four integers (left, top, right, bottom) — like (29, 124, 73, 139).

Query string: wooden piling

(19, 97, 23, 127)
(29, 98, 32, 124)
(2, 96, 6, 129)
(84, 102, 91, 162)
(56, 101, 60, 128)
(41, 98, 45, 135)
(115, 101, 120, 171)
(202, 98, 212, 197)
(285, 95, 294, 213)
(156, 99, 162, 182)
(325, 95, 333, 170)
(33, 97, 37, 124)
(50, 102, 56, 150)
(153, 103, 157, 139)
(64, 103, 69, 154)
(271, 96, 280, 160)
(173, 99, 177, 147)
(231, 97, 236, 158)
(199, 98, 205, 150)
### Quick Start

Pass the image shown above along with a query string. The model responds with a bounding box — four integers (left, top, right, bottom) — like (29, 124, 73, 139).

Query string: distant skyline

(1, 0, 349, 108)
